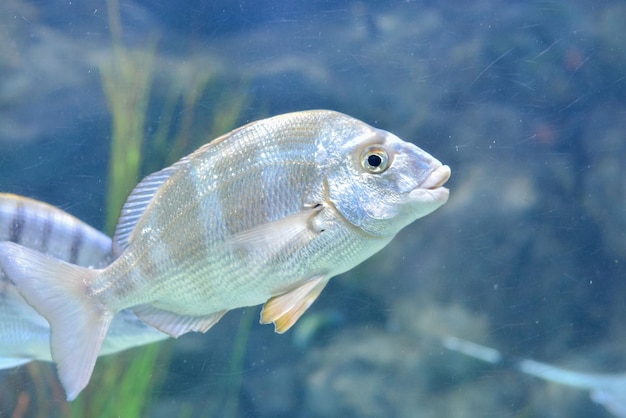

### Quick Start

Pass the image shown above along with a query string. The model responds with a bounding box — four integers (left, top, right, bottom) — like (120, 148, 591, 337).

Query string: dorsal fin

(112, 160, 185, 255)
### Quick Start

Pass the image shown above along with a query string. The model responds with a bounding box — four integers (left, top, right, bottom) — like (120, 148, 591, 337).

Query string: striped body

(0, 194, 166, 368)
(0, 110, 451, 399)
(97, 112, 390, 313)
(0, 194, 112, 269)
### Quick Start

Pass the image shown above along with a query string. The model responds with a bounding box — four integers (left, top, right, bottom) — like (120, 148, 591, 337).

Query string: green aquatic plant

(90, 61, 252, 418)
(75, 2, 252, 416)
(207, 308, 257, 418)
(11, 0, 252, 414)
(146, 69, 251, 173)
(68, 0, 166, 416)
(101, 0, 156, 234)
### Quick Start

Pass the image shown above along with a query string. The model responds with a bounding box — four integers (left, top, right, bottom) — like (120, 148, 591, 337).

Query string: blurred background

(1, 0, 625, 416)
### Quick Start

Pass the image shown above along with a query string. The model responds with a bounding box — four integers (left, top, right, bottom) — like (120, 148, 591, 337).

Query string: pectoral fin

(229, 206, 322, 259)
(260, 274, 329, 333)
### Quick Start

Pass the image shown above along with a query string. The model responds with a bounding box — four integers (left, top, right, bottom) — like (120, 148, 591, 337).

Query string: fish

(0, 193, 168, 368)
(0, 110, 451, 400)
(443, 336, 626, 417)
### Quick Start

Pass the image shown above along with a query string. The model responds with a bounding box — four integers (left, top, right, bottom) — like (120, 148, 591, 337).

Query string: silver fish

(0, 110, 451, 400)
(444, 336, 626, 417)
(0, 193, 167, 368)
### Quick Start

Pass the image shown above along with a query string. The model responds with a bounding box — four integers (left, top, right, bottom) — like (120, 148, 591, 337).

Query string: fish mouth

(419, 165, 451, 190)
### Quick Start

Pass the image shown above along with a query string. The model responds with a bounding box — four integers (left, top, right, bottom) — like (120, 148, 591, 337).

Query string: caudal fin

(0, 241, 112, 401)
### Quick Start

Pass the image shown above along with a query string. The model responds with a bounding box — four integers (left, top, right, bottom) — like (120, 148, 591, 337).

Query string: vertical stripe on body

(39, 212, 53, 254)
(69, 227, 84, 265)
(0, 194, 113, 268)
(9, 201, 25, 244)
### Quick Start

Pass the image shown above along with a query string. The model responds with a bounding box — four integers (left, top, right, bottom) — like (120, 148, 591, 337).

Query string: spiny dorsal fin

(260, 274, 329, 333)
(112, 159, 187, 255)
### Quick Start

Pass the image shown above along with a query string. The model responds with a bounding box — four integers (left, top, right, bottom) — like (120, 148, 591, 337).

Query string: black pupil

(367, 154, 382, 167)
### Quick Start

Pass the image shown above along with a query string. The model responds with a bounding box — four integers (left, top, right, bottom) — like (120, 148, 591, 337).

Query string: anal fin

(133, 305, 227, 338)
(0, 357, 32, 369)
(260, 274, 329, 333)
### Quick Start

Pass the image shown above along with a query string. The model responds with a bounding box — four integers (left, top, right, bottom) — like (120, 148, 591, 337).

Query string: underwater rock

(581, 106, 626, 261)
(302, 326, 518, 417)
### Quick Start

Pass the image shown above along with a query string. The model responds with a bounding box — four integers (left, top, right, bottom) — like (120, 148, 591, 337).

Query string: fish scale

(103, 122, 325, 311)
(0, 110, 451, 400)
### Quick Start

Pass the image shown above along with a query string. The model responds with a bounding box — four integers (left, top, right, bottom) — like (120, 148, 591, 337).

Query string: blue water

(1, 1, 625, 417)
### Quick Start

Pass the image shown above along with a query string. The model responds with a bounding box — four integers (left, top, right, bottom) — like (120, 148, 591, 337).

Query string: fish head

(322, 120, 450, 236)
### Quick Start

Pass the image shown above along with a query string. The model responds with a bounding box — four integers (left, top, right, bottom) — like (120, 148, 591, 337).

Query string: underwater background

(1, 0, 625, 417)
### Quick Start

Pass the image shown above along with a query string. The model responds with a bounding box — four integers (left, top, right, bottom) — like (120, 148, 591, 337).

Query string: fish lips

(410, 164, 451, 204)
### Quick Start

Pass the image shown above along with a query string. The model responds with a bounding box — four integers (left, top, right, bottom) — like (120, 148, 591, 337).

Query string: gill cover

(324, 127, 442, 236)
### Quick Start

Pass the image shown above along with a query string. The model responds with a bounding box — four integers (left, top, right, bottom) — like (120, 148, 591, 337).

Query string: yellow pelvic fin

(260, 274, 329, 334)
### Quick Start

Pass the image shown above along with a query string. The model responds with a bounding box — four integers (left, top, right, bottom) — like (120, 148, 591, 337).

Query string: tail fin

(0, 242, 112, 401)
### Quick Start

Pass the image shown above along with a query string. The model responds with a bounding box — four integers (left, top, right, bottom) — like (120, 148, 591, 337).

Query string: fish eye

(360, 145, 389, 174)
